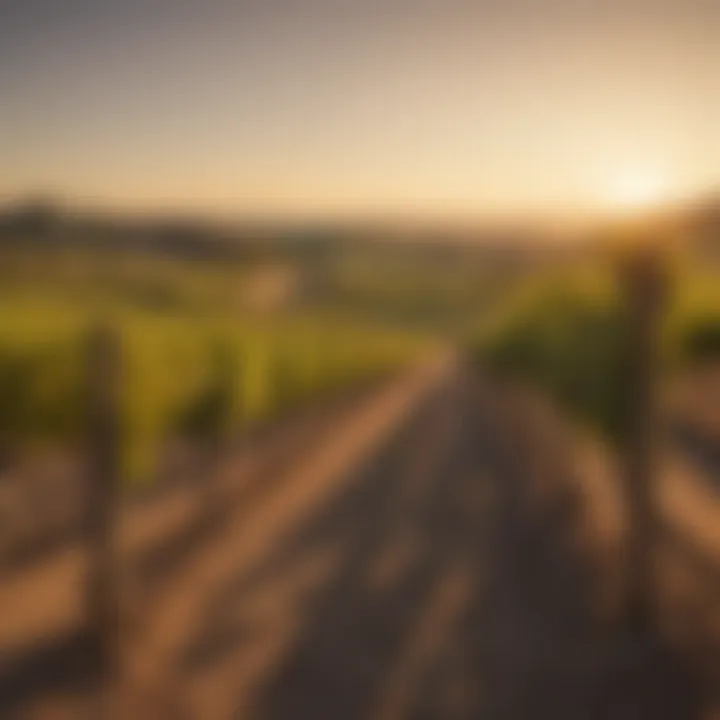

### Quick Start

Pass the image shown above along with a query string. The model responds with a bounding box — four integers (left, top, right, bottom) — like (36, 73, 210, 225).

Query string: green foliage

(0, 300, 422, 484)
(175, 337, 239, 442)
(0, 344, 41, 454)
(0, 336, 85, 459)
(472, 263, 720, 443)
(677, 315, 720, 364)
(475, 273, 629, 440)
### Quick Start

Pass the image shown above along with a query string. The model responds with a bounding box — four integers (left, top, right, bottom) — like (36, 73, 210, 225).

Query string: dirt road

(2, 354, 712, 718)
(168, 362, 701, 720)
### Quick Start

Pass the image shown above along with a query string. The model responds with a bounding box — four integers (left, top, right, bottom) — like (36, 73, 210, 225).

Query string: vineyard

(0, 300, 425, 484)
(471, 259, 720, 441)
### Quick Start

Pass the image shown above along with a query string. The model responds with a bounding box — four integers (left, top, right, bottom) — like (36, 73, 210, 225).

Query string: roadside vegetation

(471, 260, 720, 441)
(0, 247, 427, 483)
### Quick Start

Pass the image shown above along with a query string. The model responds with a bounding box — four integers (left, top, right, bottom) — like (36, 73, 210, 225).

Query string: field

(0, 246, 428, 484)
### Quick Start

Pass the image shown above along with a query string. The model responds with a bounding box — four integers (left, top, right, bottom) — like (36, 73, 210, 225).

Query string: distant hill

(0, 199, 267, 263)
(0, 197, 575, 272)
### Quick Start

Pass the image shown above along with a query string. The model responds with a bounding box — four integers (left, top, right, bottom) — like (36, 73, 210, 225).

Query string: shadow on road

(178, 373, 704, 719)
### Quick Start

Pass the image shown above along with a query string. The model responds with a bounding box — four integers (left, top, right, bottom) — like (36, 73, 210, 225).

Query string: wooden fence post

(618, 248, 669, 632)
(85, 322, 123, 681)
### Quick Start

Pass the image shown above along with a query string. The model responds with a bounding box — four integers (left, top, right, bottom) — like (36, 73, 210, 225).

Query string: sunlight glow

(602, 169, 673, 214)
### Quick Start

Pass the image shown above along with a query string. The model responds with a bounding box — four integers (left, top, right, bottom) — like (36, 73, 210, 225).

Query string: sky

(1, 0, 718, 221)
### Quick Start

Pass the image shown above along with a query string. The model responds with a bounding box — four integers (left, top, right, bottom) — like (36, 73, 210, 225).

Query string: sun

(602, 169, 672, 214)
